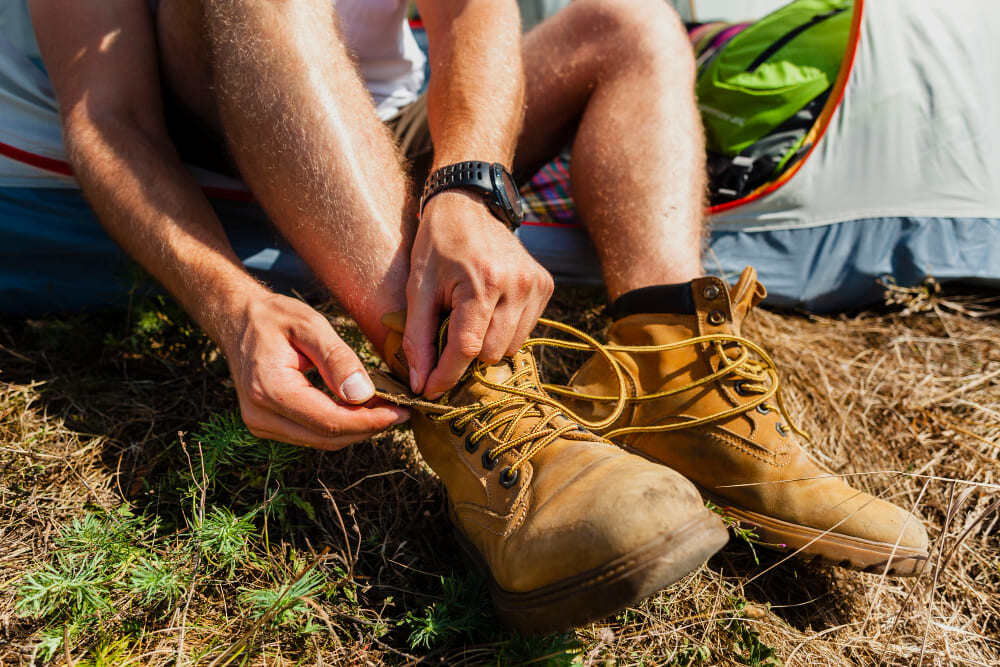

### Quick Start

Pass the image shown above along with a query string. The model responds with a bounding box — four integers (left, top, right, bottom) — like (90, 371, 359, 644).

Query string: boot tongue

(453, 349, 538, 405)
(727, 266, 767, 332)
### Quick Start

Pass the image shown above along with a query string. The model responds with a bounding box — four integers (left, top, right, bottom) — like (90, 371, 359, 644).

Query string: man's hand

(408, 1, 533, 398)
(222, 293, 409, 449)
(403, 191, 554, 399)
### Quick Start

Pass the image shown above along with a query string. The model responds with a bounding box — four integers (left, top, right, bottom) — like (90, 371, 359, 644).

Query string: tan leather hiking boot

(375, 313, 728, 634)
(554, 268, 929, 576)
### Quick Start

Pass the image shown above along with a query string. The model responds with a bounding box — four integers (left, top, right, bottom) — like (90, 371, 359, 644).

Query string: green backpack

(696, 0, 853, 203)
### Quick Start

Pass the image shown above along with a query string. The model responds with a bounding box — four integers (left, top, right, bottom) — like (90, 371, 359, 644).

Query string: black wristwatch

(420, 161, 523, 229)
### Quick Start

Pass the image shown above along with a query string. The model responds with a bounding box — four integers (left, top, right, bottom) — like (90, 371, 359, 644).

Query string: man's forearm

(419, 0, 525, 169)
(64, 114, 267, 342)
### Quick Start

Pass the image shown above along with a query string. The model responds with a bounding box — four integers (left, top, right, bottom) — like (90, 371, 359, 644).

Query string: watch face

(497, 166, 523, 225)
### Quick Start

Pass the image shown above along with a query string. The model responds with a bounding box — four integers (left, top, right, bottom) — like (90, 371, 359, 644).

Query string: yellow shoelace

(540, 332, 810, 442)
(382, 318, 630, 484)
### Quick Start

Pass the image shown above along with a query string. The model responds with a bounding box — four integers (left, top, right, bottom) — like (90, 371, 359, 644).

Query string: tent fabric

(706, 217, 1000, 310)
(707, 0, 1000, 305)
(709, 0, 1000, 232)
(0, 19, 248, 195)
(0, 0, 998, 315)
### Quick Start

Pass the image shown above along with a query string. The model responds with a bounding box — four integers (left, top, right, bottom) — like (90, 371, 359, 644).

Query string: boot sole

(453, 510, 728, 635)
(701, 490, 928, 576)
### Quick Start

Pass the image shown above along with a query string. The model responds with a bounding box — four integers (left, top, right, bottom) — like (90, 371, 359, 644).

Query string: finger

(530, 272, 554, 334)
(249, 365, 409, 437)
(402, 274, 439, 395)
(506, 271, 552, 356)
(480, 298, 522, 363)
(535, 269, 555, 321)
(288, 312, 375, 405)
(506, 304, 539, 357)
(240, 401, 386, 451)
(423, 296, 493, 399)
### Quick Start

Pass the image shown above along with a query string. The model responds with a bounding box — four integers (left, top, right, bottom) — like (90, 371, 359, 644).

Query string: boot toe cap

(843, 496, 929, 553)
(768, 479, 930, 556)
(503, 449, 720, 592)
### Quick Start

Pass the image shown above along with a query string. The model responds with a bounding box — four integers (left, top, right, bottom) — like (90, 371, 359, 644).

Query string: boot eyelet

(499, 467, 519, 488)
(707, 310, 726, 326)
(776, 423, 788, 436)
(703, 284, 721, 300)
(734, 381, 753, 396)
(481, 451, 499, 471)
(465, 434, 480, 453)
(449, 420, 465, 436)
(756, 404, 771, 415)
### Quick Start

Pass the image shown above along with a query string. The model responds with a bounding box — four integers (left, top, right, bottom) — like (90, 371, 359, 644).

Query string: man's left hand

(403, 191, 553, 399)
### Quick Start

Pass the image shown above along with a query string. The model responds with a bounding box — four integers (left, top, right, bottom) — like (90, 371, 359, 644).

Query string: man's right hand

(219, 292, 409, 450)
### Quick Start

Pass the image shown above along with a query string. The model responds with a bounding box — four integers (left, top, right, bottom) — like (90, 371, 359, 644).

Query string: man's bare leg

(159, 0, 412, 353)
(157, 0, 703, 336)
(515, 0, 706, 300)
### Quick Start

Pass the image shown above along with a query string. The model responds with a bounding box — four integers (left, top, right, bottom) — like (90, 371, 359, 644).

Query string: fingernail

(409, 368, 420, 393)
(392, 408, 410, 425)
(341, 371, 374, 403)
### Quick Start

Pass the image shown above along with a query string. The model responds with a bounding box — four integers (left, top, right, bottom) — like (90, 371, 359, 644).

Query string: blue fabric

(2, 187, 998, 315)
(516, 216, 1000, 312)
(707, 217, 1000, 311)
(0, 187, 314, 315)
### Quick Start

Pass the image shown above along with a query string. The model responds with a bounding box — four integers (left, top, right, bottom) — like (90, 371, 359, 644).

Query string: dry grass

(0, 282, 997, 665)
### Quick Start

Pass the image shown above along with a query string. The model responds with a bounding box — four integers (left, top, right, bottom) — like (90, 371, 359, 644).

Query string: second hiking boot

(556, 268, 929, 575)
(375, 313, 729, 634)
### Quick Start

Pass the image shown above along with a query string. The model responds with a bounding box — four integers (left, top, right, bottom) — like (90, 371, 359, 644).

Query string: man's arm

(29, 0, 406, 447)
(406, 0, 553, 398)
(420, 0, 524, 167)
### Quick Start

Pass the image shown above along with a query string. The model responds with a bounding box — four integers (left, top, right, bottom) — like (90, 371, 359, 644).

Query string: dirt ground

(1, 281, 997, 665)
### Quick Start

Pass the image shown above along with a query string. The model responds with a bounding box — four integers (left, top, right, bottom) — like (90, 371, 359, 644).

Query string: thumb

(403, 278, 439, 395)
(291, 316, 374, 404)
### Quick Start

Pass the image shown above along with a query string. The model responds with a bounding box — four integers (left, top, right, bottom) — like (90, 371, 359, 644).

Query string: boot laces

(542, 332, 810, 442)
(389, 318, 630, 481)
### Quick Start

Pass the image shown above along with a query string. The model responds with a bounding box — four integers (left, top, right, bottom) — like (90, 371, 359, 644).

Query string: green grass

(10, 418, 331, 662)
(15, 506, 185, 662)
(17, 552, 112, 620)
(238, 562, 326, 631)
(721, 599, 782, 667)
(401, 573, 494, 649)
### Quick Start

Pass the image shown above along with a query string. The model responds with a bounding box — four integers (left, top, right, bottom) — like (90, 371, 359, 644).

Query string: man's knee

(567, 0, 692, 67)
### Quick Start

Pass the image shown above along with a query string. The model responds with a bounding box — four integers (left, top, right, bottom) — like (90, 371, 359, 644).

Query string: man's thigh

(155, 0, 429, 183)
(516, 0, 690, 177)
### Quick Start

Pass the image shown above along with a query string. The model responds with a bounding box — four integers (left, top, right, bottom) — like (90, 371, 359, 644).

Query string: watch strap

(420, 161, 494, 218)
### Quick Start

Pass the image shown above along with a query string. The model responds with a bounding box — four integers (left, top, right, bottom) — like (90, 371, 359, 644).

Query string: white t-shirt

(8, 0, 425, 122)
(333, 0, 427, 120)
